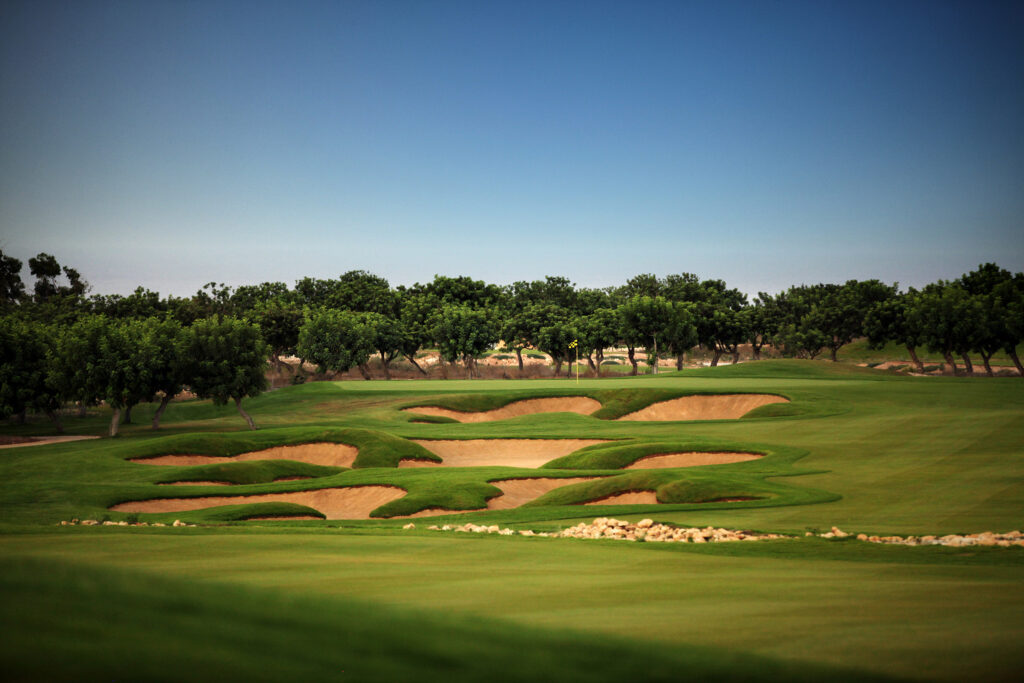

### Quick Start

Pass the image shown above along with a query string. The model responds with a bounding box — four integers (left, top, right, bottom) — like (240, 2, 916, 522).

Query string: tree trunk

(595, 349, 604, 377)
(627, 347, 638, 376)
(752, 344, 762, 361)
(45, 409, 63, 433)
(234, 396, 256, 430)
(515, 348, 524, 371)
(380, 352, 391, 380)
(979, 351, 994, 377)
(942, 351, 959, 376)
(123, 404, 133, 424)
(78, 402, 87, 417)
(675, 353, 684, 371)
(960, 353, 974, 376)
(404, 353, 428, 375)
(829, 345, 838, 362)
(357, 363, 372, 380)
(152, 394, 172, 429)
(711, 348, 721, 367)
(554, 359, 563, 377)
(586, 353, 596, 374)
(1007, 348, 1024, 376)
(651, 337, 658, 374)
(14, 409, 26, 425)
(906, 346, 925, 373)
(109, 407, 122, 437)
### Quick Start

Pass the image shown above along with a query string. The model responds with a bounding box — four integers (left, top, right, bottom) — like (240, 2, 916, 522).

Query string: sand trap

(407, 439, 609, 468)
(403, 397, 602, 423)
(624, 452, 762, 469)
(617, 394, 788, 421)
(110, 485, 405, 520)
(397, 507, 485, 518)
(0, 435, 100, 450)
(584, 491, 659, 506)
(487, 477, 598, 509)
(130, 443, 358, 468)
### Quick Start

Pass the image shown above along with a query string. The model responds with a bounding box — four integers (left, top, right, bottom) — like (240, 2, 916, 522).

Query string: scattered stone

(402, 523, 415, 530)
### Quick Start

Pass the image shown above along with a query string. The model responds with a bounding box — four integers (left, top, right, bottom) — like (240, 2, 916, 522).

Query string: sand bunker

(624, 452, 762, 469)
(487, 477, 598, 509)
(403, 397, 602, 423)
(404, 439, 609, 468)
(130, 443, 358, 468)
(584, 491, 660, 506)
(618, 394, 788, 421)
(110, 485, 405, 520)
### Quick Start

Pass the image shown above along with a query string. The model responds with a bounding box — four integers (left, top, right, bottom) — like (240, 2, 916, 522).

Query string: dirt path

(0, 435, 100, 450)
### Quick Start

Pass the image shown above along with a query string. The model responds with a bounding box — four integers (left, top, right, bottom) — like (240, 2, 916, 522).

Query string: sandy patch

(617, 394, 788, 421)
(397, 507, 485, 518)
(584, 491, 659, 506)
(0, 435, 100, 450)
(409, 439, 609, 468)
(158, 480, 232, 486)
(130, 443, 358, 468)
(624, 452, 762, 469)
(487, 477, 599, 509)
(402, 397, 602, 423)
(110, 485, 405, 520)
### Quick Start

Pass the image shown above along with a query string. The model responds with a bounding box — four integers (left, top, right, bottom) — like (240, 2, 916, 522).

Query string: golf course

(1, 360, 1021, 681)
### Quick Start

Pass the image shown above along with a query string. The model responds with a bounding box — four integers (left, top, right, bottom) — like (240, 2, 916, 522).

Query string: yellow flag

(569, 339, 577, 348)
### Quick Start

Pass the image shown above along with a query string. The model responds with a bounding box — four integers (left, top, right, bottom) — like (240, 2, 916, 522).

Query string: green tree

(618, 296, 674, 374)
(577, 308, 620, 376)
(908, 283, 979, 376)
(434, 305, 499, 378)
(535, 317, 578, 377)
(0, 317, 63, 430)
(250, 299, 305, 372)
(181, 317, 269, 429)
(864, 291, 926, 372)
(0, 250, 25, 306)
(665, 301, 699, 370)
(361, 313, 410, 380)
(297, 309, 376, 380)
(50, 316, 150, 436)
(138, 317, 187, 429)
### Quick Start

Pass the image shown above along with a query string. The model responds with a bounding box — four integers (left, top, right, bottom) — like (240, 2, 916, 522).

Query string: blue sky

(1, 0, 1021, 297)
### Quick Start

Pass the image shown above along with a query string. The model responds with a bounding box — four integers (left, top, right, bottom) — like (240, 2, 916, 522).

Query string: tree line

(2, 251, 1022, 434)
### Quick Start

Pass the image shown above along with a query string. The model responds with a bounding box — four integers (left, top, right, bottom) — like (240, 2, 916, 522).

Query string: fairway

(2, 361, 1023, 681)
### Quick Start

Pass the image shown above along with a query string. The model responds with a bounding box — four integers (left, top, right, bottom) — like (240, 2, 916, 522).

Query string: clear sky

(1, 0, 1022, 298)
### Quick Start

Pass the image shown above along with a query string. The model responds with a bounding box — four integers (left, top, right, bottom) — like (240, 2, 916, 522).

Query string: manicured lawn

(2, 360, 1022, 680)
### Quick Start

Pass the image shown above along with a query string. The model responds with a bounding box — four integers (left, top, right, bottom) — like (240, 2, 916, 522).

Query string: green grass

(2, 359, 1023, 680)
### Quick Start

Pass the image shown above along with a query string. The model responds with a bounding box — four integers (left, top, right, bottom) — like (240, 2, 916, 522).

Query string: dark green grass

(2, 554, 901, 683)
(4, 530, 1021, 681)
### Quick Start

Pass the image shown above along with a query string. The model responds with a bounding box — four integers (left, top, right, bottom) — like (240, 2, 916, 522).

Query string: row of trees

(2, 252, 1022, 433)
(0, 315, 268, 435)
